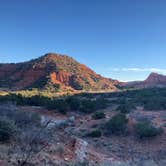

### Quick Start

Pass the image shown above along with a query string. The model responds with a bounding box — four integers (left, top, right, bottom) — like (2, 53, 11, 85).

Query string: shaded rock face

(124, 73, 166, 89)
(145, 73, 166, 86)
(0, 53, 119, 91)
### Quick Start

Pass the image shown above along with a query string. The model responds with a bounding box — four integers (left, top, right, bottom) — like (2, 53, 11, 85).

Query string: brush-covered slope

(0, 53, 118, 91)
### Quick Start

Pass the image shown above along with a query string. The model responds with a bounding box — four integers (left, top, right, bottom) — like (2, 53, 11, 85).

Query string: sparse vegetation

(92, 112, 105, 120)
(0, 92, 109, 114)
(0, 87, 165, 164)
(0, 104, 55, 165)
(135, 121, 163, 139)
(104, 113, 128, 135)
(1, 87, 166, 115)
(87, 129, 102, 138)
(71, 161, 91, 166)
(116, 101, 136, 114)
(0, 118, 16, 143)
(14, 110, 41, 128)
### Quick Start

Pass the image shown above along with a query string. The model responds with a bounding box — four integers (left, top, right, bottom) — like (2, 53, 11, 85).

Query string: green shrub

(95, 98, 108, 109)
(164, 123, 166, 127)
(116, 104, 129, 114)
(105, 113, 128, 135)
(116, 100, 136, 114)
(54, 99, 69, 114)
(143, 98, 166, 110)
(66, 97, 81, 111)
(0, 119, 16, 142)
(79, 98, 108, 113)
(92, 112, 105, 120)
(80, 100, 96, 113)
(135, 121, 163, 139)
(46, 99, 69, 114)
(87, 129, 102, 138)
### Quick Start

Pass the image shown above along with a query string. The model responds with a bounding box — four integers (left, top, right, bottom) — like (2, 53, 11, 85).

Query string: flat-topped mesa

(0, 53, 119, 91)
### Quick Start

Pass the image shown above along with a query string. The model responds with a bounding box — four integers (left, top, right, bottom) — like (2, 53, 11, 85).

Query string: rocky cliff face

(0, 53, 119, 91)
(145, 72, 166, 85)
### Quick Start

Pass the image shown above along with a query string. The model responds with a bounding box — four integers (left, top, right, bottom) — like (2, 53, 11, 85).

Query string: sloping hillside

(124, 72, 166, 89)
(0, 53, 119, 91)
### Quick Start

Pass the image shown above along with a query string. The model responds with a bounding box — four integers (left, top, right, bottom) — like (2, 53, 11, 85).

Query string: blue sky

(0, 0, 166, 81)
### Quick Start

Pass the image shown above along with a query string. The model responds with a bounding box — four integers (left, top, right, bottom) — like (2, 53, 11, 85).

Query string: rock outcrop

(124, 73, 166, 89)
(0, 53, 119, 91)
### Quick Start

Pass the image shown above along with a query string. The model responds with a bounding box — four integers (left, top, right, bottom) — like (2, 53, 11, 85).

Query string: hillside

(124, 72, 166, 89)
(0, 53, 119, 91)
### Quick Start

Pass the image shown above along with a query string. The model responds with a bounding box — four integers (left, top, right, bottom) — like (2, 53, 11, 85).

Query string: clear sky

(0, 0, 166, 81)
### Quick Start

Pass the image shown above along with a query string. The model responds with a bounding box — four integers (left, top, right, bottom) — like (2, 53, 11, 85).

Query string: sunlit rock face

(0, 53, 119, 91)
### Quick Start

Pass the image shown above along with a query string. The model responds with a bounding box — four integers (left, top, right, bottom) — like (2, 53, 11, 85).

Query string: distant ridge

(0, 53, 119, 91)
(124, 72, 166, 88)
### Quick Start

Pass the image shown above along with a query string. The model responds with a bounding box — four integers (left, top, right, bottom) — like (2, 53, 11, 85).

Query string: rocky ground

(3, 105, 163, 166)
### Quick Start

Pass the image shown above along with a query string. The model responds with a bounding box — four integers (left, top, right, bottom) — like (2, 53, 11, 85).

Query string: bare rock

(74, 138, 89, 163)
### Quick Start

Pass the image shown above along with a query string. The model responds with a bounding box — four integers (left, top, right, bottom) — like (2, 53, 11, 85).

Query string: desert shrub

(79, 92, 95, 98)
(72, 79, 83, 90)
(87, 129, 102, 138)
(116, 104, 129, 114)
(30, 112, 41, 125)
(0, 104, 41, 129)
(71, 161, 91, 166)
(55, 99, 69, 114)
(92, 112, 105, 120)
(79, 98, 108, 113)
(0, 118, 16, 142)
(0, 104, 17, 118)
(80, 100, 97, 113)
(14, 111, 41, 128)
(116, 102, 135, 114)
(46, 99, 69, 114)
(105, 113, 128, 135)
(46, 83, 61, 92)
(0, 104, 56, 164)
(135, 121, 163, 139)
(95, 98, 108, 109)
(143, 98, 166, 110)
(66, 97, 81, 111)
(0, 91, 110, 115)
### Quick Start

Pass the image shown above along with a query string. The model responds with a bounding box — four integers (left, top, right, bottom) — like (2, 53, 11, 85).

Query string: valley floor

(1, 88, 166, 165)
(5, 105, 164, 166)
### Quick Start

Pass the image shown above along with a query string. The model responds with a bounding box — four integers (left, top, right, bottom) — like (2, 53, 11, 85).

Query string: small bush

(47, 99, 69, 114)
(66, 97, 81, 111)
(80, 100, 96, 113)
(116, 102, 135, 114)
(92, 112, 105, 120)
(87, 129, 102, 137)
(116, 104, 130, 114)
(105, 113, 128, 135)
(72, 161, 90, 166)
(135, 121, 163, 139)
(15, 111, 41, 128)
(0, 119, 16, 142)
